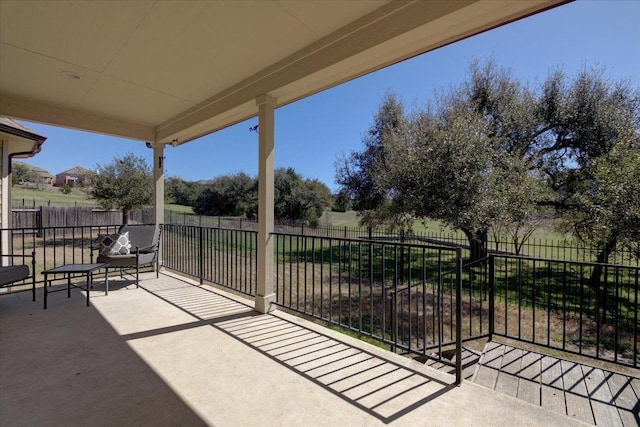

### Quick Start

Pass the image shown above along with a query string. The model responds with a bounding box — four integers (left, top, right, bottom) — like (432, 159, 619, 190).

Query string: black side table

(42, 263, 109, 309)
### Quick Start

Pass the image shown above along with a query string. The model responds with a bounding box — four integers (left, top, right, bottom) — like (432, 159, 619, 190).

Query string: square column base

(254, 293, 276, 314)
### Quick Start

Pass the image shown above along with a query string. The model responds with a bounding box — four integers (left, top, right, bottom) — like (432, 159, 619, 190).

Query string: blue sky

(22, 0, 640, 192)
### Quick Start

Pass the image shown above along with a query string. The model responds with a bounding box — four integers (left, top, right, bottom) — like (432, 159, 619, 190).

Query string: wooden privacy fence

(12, 207, 153, 231)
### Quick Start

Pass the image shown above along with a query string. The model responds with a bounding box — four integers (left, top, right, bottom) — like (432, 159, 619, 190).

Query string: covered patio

(0, 0, 570, 314)
(2, 1, 600, 425)
(1, 271, 585, 426)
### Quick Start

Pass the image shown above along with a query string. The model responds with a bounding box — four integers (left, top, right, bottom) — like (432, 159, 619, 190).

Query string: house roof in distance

(0, 117, 47, 158)
(57, 166, 89, 176)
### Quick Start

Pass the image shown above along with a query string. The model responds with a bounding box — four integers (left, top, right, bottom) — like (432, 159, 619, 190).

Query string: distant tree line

(80, 154, 335, 226)
(166, 168, 334, 226)
(336, 59, 640, 274)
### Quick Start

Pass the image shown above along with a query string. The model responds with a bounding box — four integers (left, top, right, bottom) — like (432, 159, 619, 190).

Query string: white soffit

(0, 0, 569, 144)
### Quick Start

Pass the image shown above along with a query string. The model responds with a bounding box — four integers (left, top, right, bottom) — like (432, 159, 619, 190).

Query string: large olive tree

(88, 153, 153, 224)
(337, 60, 639, 266)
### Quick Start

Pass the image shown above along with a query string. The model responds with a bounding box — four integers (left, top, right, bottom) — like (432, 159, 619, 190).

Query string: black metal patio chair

(93, 224, 161, 287)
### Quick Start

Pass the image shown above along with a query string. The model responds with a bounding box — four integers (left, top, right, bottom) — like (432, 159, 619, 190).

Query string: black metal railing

(272, 232, 465, 383)
(490, 254, 639, 368)
(162, 224, 257, 296)
(165, 212, 639, 267)
(4, 224, 637, 372)
(1, 225, 121, 287)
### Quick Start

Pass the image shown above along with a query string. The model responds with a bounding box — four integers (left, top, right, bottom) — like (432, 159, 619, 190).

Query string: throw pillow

(97, 232, 131, 256)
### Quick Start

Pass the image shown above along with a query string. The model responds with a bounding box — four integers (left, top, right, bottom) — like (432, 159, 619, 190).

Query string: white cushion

(97, 232, 131, 256)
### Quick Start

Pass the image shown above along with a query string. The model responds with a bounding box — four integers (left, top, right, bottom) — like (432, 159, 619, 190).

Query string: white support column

(153, 142, 165, 267)
(255, 94, 276, 313)
(152, 143, 166, 225)
(0, 140, 10, 262)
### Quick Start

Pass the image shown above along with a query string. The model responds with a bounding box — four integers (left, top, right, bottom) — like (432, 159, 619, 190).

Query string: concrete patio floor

(1, 271, 589, 426)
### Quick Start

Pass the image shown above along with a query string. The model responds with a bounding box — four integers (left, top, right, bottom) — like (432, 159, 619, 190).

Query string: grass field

(9, 185, 543, 237)
(320, 210, 458, 233)
(11, 187, 634, 265)
(320, 210, 567, 240)
(12, 185, 193, 214)
(12, 185, 94, 207)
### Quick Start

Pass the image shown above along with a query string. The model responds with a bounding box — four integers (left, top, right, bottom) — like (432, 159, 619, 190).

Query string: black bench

(0, 252, 36, 301)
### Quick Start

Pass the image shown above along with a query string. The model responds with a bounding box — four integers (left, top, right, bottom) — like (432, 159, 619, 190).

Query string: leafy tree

(304, 178, 333, 220)
(335, 92, 414, 235)
(275, 168, 332, 222)
(190, 168, 331, 222)
(380, 96, 498, 259)
(193, 172, 257, 217)
(560, 135, 640, 291)
(166, 177, 204, 207)
(537, 68, 640, 268)
(575, 136, 640, 245)
(87, 153, 153, 224)
(340, 62, 547, 259)
(338, 60, 639, 267)
(60, 184, 72, 194)
(332, 188, 352, 212)
(11, 162, 37, 185)
(336, 92, 405, 212)
(484, 159, 552, 255)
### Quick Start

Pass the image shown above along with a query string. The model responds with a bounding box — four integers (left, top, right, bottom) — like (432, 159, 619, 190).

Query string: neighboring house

(0, 117, 47, 259)
(28, 165, 53, 187)
(55, 166, 88, 187)
(12, 161, 53, 188)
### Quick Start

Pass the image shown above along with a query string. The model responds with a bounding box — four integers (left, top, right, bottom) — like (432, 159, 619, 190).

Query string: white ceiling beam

(154, 0, 469, 143)
(0, 94, 155, 142)
(155, 0, 567, 144)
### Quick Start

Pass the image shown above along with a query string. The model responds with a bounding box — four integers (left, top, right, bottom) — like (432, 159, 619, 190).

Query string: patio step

(471, 341, 640, 426)
(412, 347, 481, 381)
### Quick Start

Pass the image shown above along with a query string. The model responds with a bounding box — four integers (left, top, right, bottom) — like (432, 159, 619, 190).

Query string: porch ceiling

(0, 0, 568, 145)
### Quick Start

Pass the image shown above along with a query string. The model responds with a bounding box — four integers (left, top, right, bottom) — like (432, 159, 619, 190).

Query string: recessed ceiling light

(61, 71, 81, 80)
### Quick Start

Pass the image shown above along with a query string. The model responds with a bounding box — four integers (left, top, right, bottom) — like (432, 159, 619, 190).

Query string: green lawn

(12, 185, 194, 215)
(12, 185, 95, 207)
(11, 187, 633, 265)
(320, 210, 460, 234)
(165, 204, 195, 214)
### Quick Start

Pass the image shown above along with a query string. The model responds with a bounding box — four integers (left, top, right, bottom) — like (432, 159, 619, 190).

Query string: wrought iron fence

(166, 212, 639, 266)
(163, 224, 636, 369)
(272, 232, 464, 382)
(490, 255, 639, 368)
(162, 224, 257, 296)
(3, 223, 636, 371)
(1, 225, 120, 289)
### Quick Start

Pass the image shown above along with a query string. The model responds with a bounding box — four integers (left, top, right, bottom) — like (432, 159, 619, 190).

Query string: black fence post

(455, 247, 463, 385)
(390, 289, 397, 353)
(30, 251, 36, 301)
(199, 225, 204, 285)
(489, 255, 495, 341)
(36, 207, 43, 238)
